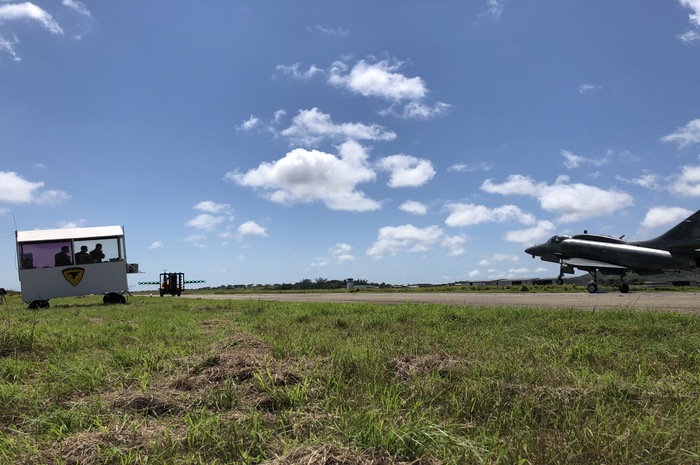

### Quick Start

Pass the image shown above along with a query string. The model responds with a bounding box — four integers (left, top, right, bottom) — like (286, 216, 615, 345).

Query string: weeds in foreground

(0, 294, 699, 464)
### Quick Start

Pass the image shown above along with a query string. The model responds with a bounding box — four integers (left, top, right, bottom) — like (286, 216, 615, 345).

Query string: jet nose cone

(524, 245, 538, 256)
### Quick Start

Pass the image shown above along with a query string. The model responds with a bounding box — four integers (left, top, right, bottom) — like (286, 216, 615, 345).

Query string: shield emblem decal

(62, 267, 85, 287)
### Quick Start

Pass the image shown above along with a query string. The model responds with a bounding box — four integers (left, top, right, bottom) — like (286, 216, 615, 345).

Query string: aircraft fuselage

(560, 239, 696, 272)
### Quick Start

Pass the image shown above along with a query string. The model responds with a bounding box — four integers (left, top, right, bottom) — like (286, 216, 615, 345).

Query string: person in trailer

(75, 246, 91, 265)
(90, 243, 105, 263)
(54, 246, 72, 266)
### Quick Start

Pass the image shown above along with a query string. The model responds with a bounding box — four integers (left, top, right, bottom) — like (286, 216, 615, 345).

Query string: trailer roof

(16, 226, 124, 243)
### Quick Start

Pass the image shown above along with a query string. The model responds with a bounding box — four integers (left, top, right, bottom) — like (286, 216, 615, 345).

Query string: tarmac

(180, 291, 700, 313)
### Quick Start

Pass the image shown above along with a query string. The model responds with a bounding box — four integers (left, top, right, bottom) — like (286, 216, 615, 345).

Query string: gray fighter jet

(525, 210, 700, 293)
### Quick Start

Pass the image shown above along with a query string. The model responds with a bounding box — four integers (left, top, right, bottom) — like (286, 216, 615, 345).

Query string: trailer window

(19, 236, 124, 269)
(20, 241, 73, 269)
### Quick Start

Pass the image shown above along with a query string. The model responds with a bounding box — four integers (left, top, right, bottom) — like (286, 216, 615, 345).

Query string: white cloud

(661, 118, 700, 149)
(448, 162, 493, 173)
(505, 220, 557, 245)
(280, 107, 396, 147)
(227, 140, 380, 212)
(479, 254, 520, 267)
(481, 0, 504, 19)
(311, 243, 355, 268)
(640, 206, 693, 230)
(237, 220, 267, 238)
(481, 174, 633, 222)
(561, 149, 610, 169)
(441, 235, 466, 257)
(329, 58, 427, 102)
(0, 35, 19, 61)
(0, 3, 63, 35)
(187, 214, 225, 232)
(184, 233, 206, 242)
(312, 25, 348, 37)
(670, 165, 700, 196)
(399, 200, 428, 215)
(616, 172, 662, 190)
(679, 0, 700, 27)
(149, 241, 164, 249)
(275, 63, 323, 81)
(578, 83, 601, 94)
(678, 29, 700, 42)
(194, 200, 232, 214)
(0, 171, 69, 204)
(445, 203, 535, 227)
(367, 224, 463, 259)
(238, 115, 260, 132)
(381, 101, 453, 120)
(62, 0, 91, 17)
(331, 243, 354, 262)
(378, 154, 435, 187)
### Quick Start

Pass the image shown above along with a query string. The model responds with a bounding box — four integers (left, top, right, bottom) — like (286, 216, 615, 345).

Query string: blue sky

(1, 0, 700, 290)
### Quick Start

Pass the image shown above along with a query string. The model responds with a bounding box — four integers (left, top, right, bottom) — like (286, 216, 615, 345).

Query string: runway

(180, 291, 700, 312)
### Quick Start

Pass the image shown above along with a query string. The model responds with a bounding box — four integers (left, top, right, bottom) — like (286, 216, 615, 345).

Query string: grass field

(1, 293, 699, 464)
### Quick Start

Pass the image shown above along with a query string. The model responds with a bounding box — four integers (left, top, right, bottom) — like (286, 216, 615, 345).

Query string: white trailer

(16, 225, 138, 308)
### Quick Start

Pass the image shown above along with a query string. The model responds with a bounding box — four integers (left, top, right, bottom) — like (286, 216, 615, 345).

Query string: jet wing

(563, 258, 627, 270)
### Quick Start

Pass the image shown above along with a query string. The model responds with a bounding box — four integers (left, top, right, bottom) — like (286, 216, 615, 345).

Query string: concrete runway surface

(180, 291, 700, 312)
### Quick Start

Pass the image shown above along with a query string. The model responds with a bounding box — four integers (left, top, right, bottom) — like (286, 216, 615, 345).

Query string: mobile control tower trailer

(16, 225, 139, 308)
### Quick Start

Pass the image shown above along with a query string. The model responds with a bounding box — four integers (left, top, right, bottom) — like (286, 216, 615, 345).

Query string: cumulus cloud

(149, 241, 164, 250)
(187, 214, 225, 232)
(237, 115, 260, 132)
(194, 200, 232, 214)
(328, 57, 450, 120)
(186, 201, 234, 235)
(399, 200, 428, 215)
(561, 149, 610, 169)
(329, 58, 427, 101)
(226, 140, 380, 211)
(661, 118, 700, 149)
(0, 3, 63, 34)
(670, 165, 700, 196)
(311, 243, 355, 268)
(445, 203, 535, 227)
(280, 107, 396, 147)
(481, 174, 633, 222)
(237, 220, 267, 238)
(0, 171, 69, 204)
(679, 0, 700, 26)
(506, 220, 557, 245)
(377, 154, 435, 187)
(367, 224, 464, 259)
(640, 206, 694, 230)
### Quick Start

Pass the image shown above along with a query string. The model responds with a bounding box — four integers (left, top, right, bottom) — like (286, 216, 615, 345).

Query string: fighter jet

(524, 209, 700, 293)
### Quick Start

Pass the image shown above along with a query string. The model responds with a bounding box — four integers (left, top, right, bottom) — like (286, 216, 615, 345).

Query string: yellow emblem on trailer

(62, 267, 85, 287)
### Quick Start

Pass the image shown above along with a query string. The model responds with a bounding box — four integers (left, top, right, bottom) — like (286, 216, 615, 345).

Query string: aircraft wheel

(587, 283, 598, 294)
(619, 283, 629, 293)
(556, 278, 564, 285)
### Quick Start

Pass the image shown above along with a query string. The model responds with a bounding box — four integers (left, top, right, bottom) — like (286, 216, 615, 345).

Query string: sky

(1, 1, 700, 290)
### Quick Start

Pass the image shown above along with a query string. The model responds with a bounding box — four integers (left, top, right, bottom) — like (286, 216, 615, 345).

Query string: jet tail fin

(635, 209, 700, 251)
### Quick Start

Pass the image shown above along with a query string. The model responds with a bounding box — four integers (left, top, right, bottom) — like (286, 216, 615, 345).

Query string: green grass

(0, 294, 699, 464)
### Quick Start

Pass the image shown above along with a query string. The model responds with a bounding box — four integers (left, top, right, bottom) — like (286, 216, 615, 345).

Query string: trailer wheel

(103, 292, 126, 305)
(28, 300, 50, 310)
